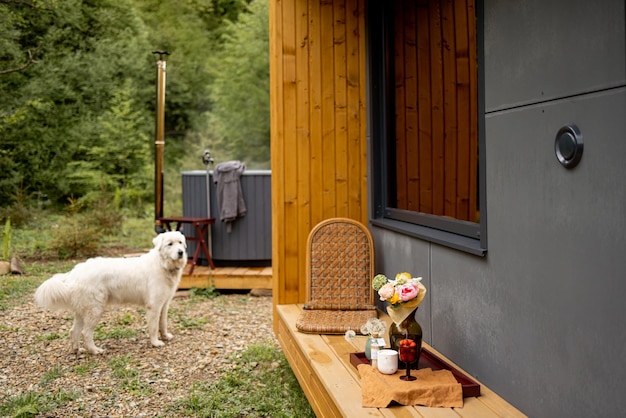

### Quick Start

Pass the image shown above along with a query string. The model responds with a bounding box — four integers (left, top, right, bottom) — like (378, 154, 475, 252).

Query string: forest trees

(0, 0, 154, 209)
(0, 0, 269, 215)
(209, 0, 269, 168)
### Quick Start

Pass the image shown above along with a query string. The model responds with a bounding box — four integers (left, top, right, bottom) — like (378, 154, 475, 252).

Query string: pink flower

(378, 283, 395, 301)
(398, 283, 419, 301)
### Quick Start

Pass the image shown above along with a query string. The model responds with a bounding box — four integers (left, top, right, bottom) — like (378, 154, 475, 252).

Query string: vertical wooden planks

(404, 0, 420, 213)
(269, 0, 477, 309)
(441, 0, 458, 218)
(357, 0, 367, 224)
(430, 0, 446, 217)
(394, 2, 408, 210)
(309, 0, 324, 230)
(417, 0, 433, 215)
(347, 0, 363, 221)
(320, 0, 336, 220)
(454, 0, 471, 220)
(282, 0, 301, 303)
(391, 0, 476, 222)
(467, 0, 478, 222)
(333, 0, 349, 216)
(271, 0, 368, 306)
(269, 0, 285, 304)
(296, 0, 311, 302)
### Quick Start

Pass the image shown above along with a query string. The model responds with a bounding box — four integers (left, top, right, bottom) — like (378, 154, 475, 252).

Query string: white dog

(34, 231, 188, 354)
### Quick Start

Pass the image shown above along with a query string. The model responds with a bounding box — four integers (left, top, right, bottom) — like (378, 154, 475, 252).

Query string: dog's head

(153, 231, 188, 269)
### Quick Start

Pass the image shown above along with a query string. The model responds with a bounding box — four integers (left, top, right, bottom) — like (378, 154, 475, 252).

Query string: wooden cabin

(270, 0, 626, 417)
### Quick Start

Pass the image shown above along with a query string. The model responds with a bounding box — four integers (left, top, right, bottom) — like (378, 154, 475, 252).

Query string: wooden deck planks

(276, 304, 381, 418)
(276, 304, 528, 418)
(178, 265, 272, 290)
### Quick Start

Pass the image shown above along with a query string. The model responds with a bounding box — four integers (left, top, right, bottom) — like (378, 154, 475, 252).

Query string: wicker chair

(296, 217, 378, 334)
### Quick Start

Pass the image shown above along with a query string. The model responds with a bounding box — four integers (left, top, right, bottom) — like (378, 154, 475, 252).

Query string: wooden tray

(350, 348, 481, 398)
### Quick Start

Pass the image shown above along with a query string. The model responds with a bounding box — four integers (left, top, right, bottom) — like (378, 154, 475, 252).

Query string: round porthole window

(555, 124, 583, 168)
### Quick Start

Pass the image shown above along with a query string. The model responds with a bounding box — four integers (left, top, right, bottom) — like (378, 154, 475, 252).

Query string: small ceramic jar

(377, 349, 398, 374)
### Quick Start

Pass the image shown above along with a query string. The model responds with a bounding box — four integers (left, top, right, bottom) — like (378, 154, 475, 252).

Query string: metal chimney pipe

(153, 51, 169, 233)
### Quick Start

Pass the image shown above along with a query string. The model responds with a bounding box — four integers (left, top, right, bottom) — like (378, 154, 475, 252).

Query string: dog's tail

(34, 273, 73, 311)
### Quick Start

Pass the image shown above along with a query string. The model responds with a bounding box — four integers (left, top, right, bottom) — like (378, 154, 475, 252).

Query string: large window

(368, 0, 486, 255)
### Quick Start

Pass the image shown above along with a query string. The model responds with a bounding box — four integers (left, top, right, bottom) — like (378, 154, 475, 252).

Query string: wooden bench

(159, 216, 216, 273)
(275, 304, 528, 417)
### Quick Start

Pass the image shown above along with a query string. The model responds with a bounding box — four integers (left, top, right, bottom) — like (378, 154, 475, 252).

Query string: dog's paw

(88, 347, 105, 355)
(163, 332, 174, 341)
(151, 339, 165, 347)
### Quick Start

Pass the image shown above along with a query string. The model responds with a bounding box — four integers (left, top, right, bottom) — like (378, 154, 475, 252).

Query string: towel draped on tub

(213, 161, 247, 232)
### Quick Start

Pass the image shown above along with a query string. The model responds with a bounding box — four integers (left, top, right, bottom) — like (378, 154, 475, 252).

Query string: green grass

(108, 355, 153, 396)
(0, 260, 74, 310)
(170, 287, 220, 330)
(92, 312, 142, 340)
(113, 313, 135, 326)
(188, 286, 220, 300)
(40, 366, 65, 386)
(175, 314, 209, 330)
(94, 324, 139, 340)
(37, 332, 62, 342)
(72, 360, 99, 377)
(0, 389, 79, 418)
(172, 344, 315, 418)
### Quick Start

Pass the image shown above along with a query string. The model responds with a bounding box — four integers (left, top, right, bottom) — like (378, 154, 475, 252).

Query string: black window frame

(366, 0, 487, 256)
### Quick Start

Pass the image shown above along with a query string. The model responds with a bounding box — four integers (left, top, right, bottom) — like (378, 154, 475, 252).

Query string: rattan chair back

(296, 218, 378, 334)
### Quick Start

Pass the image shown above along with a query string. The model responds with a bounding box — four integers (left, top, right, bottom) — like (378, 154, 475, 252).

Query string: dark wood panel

(394, 0, 477, 222)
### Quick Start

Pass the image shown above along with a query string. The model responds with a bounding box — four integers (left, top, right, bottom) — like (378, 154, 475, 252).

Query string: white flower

(360, 318, 386, 337)
(344, 329, 356, 342)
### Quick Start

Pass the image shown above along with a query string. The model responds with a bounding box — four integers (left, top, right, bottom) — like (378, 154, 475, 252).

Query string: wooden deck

(275, 304, 528, 418)
(178, 265, 272, 290)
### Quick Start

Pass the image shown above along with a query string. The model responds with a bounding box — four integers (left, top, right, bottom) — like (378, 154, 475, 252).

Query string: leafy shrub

(0, 201, 41, 229)
(51, 215, 101, 259)
(50, 198, 101, 259)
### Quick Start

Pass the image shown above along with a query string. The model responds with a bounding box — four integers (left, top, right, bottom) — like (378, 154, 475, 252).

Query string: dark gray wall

(182, 170, 271, 264)
(371, 1, 626, 417)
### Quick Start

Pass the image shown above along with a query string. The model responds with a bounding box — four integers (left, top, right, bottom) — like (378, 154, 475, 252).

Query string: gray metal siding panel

(480, 88, 626, 418)
(181, 170, 271, 263)
(485, 0, 626, 112)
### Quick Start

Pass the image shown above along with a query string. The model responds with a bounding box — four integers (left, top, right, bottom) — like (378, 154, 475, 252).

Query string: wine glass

(398, 339, 418, 381)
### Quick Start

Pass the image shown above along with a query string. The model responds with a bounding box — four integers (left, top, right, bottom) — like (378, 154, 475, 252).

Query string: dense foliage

(209, 0, 269, 168)
(0, 0, 269, 216)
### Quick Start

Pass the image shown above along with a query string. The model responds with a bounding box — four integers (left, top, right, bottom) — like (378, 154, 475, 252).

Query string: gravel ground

(0, 289, 277, 417)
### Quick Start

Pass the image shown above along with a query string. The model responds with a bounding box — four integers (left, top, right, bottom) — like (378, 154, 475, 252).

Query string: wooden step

(275, 304, 528, 418)
(179, 265, 272, 290)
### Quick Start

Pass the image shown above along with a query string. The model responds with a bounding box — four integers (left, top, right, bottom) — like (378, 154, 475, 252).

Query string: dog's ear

(178, 232, 187, 249)
(152, 233, 164, 250)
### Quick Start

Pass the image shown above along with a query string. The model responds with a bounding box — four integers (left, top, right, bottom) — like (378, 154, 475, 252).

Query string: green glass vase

(388, 308, 422, 369)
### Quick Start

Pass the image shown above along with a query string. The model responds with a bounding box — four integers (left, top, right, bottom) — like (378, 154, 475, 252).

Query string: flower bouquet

(372, 272, 426, 331)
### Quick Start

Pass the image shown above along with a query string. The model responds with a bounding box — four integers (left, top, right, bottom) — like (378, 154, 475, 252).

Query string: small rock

(10, 256, 24, 274)
(250, 289, 272, 297)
